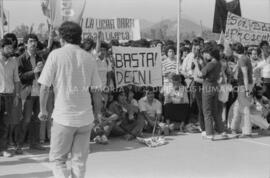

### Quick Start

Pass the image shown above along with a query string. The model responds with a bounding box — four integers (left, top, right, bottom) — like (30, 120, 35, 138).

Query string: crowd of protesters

(1, 22, 270, 162)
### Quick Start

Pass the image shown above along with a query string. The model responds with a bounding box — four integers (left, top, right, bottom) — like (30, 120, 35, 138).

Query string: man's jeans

(50, 121, 92, 178)
(202, 85, 225, 136)
(40, 89, 54, 142)
(0, 94, 14, 151)
(18, 96, 41, 147)
(194, 82, 205, 131)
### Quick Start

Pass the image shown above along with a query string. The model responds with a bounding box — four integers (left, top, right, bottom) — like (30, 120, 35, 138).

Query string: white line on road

(238, 139, 270, 148)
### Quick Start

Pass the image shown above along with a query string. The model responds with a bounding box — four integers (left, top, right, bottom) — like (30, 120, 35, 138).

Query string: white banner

(225, 12, 270, 45)
(80, 18, 141, 42)
(112, 46, 162, 88)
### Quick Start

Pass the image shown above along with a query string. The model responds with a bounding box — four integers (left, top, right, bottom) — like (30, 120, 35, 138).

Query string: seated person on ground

(162, 74, 189, 132)
(108, 91, 145, 140)
(91, 99, 119, 144)
(138, 87, 170, 135)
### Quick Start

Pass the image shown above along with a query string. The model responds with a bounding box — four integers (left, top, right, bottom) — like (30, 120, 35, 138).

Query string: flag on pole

(3, 10, 7, 26)
(212, 0, 241, 33)
(41, 0, 86, 28)
(0, 0, 4, 37)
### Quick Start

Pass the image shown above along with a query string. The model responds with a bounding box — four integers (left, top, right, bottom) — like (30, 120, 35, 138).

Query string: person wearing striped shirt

(162, 46, 177, 76)
(161, 45, 180, 97)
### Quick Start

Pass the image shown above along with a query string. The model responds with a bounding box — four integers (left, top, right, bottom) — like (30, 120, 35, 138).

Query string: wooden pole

(176, 0, 182, 74)
(0, 0, 4, 38)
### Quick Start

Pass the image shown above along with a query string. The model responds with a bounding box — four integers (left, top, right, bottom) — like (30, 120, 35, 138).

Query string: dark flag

(226, 0, 241, 16)
(212, 0, 241, 33)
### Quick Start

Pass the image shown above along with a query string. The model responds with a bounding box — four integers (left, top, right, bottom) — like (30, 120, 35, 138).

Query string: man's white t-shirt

(38, 44, 102, 127)
(138, 96, 162, 118)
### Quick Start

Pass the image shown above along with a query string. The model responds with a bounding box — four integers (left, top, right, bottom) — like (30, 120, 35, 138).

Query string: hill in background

(140, 18, 219, 41)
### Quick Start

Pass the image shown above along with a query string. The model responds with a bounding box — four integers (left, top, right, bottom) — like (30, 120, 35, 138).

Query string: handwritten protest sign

(225, 12, 270, 45)
(112, 46, 162, 88)
(80, 18, 141, 41)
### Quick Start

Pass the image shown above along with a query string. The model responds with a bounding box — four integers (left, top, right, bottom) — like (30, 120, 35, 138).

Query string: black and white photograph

(0, 0, 270, 177)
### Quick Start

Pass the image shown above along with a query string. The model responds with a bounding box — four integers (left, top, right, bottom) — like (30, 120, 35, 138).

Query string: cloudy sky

(4, 0, 270, 31)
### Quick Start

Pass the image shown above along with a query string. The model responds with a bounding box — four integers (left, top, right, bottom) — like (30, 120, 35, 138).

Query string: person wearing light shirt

(138, 88, 162, 132)
(38, 22, 102, 178)
(163, 74, 189, 131)
(182, 39, 204, 133)
(162, 46, 178, 83)
(181, 39, 201, 86)
(230, 42, 253, 137)
(0, 38, 20, 157)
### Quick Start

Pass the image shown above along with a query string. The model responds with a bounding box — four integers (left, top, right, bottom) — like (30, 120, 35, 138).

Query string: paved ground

(0, 133, 270, 178)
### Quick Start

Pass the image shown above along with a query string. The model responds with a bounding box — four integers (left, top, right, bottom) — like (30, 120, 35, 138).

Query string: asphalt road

(0, 133, 269, 178)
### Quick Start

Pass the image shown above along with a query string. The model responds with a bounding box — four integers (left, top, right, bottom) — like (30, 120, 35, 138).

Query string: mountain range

(139, 18, 219, 41)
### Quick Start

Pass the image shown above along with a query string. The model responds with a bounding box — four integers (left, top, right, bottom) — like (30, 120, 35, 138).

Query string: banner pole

(269, 0, 270, 22)
(176, 0, 182, 74)
(0, 0, 4, 38)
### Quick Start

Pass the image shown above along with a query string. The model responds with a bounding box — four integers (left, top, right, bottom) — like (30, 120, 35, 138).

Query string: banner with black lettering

(112, 46, 162, 88)
(80, 18, 141, 41)
(225, 12, 270, 45)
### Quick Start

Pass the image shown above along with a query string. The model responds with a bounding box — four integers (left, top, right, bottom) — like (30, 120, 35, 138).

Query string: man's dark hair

(180, 47, 190, 57)
(180, 46, 190, 53)
(58, 21, 82, 45)
(144, 86, 154, 94)
(131, 39, 150, 48)
(196, 37, 204, 44)
(0, 38, 13, 48)
(4, 33, 18, 49)
(184, 40, 191, 46)
(112, 90, 125, 101)
(210, 48, 221, 61)
(231, 42, 244, 54)
(202, 42, 220, 61)
(165, 45, 176, 56)
(259, 40, 269, 49)
(201, 42, 213, 53)
(81, 38, 95, 51)
(172, 74, 186, 86)
(192, 38, 200, 46)
(100, 42, 110, 50)
(110, 39, 119, 47)
(217, 44, 224, 51)
(23, 34, 39, 44)
(209, 40, 217, 47)
(180, 42, 185, 48)
(50, 41, 61, 51)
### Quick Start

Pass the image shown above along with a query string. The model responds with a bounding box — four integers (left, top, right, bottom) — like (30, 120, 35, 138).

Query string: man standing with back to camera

(38, 21, 102, 178)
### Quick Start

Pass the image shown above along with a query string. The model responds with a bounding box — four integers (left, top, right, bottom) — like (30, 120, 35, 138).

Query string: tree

(150, 29, 156, 39)
(12, 24, 30, 39)
(37, 23, 49, 42)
